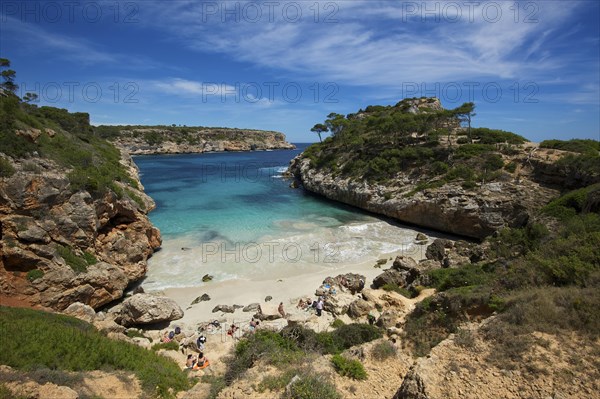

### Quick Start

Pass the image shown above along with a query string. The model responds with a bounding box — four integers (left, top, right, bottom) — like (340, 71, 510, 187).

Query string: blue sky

(1, 0, 599, 143)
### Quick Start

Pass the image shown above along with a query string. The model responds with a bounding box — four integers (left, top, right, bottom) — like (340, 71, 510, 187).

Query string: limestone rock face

(0, 152, 161, 311)
(289, 155, 559, 239)
(115, 293, 184, 326)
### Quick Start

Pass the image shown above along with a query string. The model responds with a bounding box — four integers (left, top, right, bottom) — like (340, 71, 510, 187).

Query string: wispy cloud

(140, 1, 584, 87)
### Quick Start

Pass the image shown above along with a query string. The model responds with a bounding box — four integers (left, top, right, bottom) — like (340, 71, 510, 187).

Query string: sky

(1, 0, 599, 143)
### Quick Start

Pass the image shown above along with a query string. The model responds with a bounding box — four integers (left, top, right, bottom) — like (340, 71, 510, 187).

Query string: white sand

(157, 246, 428, 328)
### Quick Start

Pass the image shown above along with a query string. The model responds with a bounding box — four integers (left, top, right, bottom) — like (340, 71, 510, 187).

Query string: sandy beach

(156, 245, 430, 329)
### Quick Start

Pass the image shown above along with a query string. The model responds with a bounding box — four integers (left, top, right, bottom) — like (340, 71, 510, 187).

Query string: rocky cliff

(102, 126, 295, 155)
(0, 149, 160, 311)
(290, 152, 561, 239)
(288, 98, 591, 239)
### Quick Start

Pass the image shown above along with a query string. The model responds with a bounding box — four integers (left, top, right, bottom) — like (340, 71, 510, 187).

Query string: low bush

(0, 157, 15, 177)
(330, 355, 367, 380)
(370, 340, 397, 360)
(285, 373, 340, 399)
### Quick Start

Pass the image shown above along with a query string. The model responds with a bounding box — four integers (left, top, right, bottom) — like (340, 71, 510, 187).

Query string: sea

(135, 144, 425, 291)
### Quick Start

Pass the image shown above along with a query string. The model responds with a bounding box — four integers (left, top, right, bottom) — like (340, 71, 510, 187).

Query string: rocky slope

(288, 98, 583, 239)
(104, 126, 295, 155)
(0, 148, 160, 311)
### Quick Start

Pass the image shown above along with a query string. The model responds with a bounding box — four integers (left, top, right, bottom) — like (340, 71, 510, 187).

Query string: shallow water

(135, 144, 425, 290)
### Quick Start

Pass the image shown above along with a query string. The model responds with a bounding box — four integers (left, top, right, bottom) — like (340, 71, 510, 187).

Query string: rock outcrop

(289, 153, 559, 240)
(113, 293, 184, 326)
(110, 127, 295, 155)
(0, 151, 161, 311)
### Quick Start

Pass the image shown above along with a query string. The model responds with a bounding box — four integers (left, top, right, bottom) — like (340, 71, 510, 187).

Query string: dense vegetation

(204, 324, 382, 398)
(0, 61, 138, 196)
(0, 307, 190, 398)
(95, 124, 279, 146)
(303, 98, 528, 190)
(402, 183, 600, 363)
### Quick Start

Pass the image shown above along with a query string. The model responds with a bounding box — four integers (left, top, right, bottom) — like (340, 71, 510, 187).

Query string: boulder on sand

(114, 293, 184, 327)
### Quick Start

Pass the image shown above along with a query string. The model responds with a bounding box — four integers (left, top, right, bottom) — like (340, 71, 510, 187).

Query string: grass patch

(151, 341, 179, 352)
(26, 269, 44, 282)
(0, 306, 190, 398)
(330, 354, 367, 380)
(257, 368, 298, 392)
(381, 283, 414, 298)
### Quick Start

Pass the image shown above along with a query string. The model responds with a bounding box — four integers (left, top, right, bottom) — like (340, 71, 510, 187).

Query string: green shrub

(26, 269, 44, 282)
(370, 340, 397, 360)
(330, 319, 345, 329)
(0, 307, 189, 397)
(542, 184, 600, 220)
(454, 144, 495, 159)
(540, 139, 600, 154)
(331, 354, 367, 380)
(286, 373, 340, 399)
(0, 157, 15, 177)
(224, 330, 302, 385)
(471, 128, 526, 145)
(483, 154, 504, 171)
(504, 161, 517, 173)
(427, 264, 494, 291)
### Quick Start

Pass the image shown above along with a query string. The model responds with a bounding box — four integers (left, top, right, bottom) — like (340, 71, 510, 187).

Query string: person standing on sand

(278, 302, 286, 318)
(316, 297, 324, 316)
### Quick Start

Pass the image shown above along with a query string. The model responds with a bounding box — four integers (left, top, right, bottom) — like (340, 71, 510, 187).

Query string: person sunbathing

(185, 354, 197, 369)
(192, 352, 210, 370)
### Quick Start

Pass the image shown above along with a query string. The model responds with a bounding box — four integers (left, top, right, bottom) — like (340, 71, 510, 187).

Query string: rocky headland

(289, 97, 597, 239)
(98, 125, 295, 155)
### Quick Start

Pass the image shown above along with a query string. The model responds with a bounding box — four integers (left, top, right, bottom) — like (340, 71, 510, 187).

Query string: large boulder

(425, 239, 451, 261)
(323, 292, 357, 317)
(253, 303, 282, 321)
(63, 302, 96, 323)
(348, 298, 372, 318)
(114, 293, 184, 326)
(372, 269, 408, 289)
(212, 305, 235, 313)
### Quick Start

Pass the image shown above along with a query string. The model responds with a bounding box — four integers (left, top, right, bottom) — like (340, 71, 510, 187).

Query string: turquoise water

(135, 145, 423, 290)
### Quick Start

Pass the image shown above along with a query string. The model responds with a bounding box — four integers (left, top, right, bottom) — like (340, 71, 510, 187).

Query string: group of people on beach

(297, 296, 325, 316)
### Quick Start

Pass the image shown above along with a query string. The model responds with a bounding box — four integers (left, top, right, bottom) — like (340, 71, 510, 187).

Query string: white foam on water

(142, 219, 431, 291)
